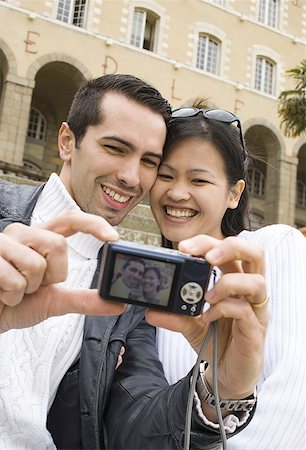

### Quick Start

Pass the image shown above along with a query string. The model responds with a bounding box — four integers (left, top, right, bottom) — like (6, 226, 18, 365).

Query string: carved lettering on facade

(24, 31, 40, 54)
(102, 55, 118, 74)
(171, 78, 181, 102)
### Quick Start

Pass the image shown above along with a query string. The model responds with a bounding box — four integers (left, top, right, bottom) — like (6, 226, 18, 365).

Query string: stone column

(275, 154, 298, 225)
(0, 74, 35, 165)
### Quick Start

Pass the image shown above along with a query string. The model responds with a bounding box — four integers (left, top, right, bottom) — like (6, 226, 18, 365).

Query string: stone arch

(243, 117, 284, 225)
(0, 38, 18, 78)
(24, 57, 91, 176)
(26, 53, 92, 82)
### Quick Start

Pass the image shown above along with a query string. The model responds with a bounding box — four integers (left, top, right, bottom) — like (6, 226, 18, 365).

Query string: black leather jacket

(0, 179, 254, 450)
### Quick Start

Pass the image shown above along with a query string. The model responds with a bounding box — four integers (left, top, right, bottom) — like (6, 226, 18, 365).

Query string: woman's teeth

(165, 207, 196, 218)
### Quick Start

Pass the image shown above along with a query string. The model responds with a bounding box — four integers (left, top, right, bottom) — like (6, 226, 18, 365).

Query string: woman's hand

(146, 234, 268, 401)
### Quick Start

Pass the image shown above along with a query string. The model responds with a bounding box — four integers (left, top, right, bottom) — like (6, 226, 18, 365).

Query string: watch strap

(196, 363, 257, 412)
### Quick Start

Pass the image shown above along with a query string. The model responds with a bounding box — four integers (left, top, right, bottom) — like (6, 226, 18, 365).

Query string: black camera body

(98, 240, 211, 316)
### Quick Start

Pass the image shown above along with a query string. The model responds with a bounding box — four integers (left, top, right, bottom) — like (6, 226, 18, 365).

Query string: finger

(205, 272, 267, 305)
(36, 210, 119, 241)
(145, 307, 195, 333)
(178, 234, 242, 274)
(0, 286, 126, 332)
(0, 256, 26, 306)
(145, 309, 210, 354)
(203, 298, 268, 342)
(179, 235, 265, 275)
(115, 346, 125, 370)
(0, 235, 47, 299)
(50, 287, 126, 317)
(4, 223, 68, 285)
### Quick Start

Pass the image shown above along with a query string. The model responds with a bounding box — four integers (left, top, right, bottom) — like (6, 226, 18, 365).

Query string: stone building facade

(0, 0, 305, 242)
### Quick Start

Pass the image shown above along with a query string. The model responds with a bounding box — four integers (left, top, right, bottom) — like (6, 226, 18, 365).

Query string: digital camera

(98, 240, 211, 316)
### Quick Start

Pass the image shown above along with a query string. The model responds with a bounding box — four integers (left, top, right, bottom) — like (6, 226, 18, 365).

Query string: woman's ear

(228, 179, 245, 209)
(58, 122, 75, 162)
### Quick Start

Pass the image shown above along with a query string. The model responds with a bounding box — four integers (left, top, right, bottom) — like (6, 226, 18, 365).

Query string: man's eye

(142, 158, 159, 168)
(105, 145, 124, 154)
(157, 173, 173, 181)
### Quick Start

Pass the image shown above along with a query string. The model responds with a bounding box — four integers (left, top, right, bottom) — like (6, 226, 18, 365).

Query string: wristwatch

(196, 363, 257, 412)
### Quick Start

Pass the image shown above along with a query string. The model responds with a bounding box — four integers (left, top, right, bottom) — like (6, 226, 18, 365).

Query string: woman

(142, 266, 163, 304)
(148, 105, 306, 449)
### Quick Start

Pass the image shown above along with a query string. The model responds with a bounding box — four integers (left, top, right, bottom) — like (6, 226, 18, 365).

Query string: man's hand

(146, 234, 268, 418)
(0, 211, 125, 333)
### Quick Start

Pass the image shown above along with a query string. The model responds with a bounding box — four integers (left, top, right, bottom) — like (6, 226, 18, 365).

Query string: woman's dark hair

(161, 112, 250, 247)
(67, 74, 171, 146)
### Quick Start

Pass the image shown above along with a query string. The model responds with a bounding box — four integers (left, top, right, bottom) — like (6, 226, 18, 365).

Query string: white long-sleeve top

(0, 174, 101, 449)
(157, 224, 306, 450)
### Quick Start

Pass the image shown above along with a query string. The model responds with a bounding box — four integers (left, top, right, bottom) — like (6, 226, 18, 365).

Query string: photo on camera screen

(109, 253, 176, 307)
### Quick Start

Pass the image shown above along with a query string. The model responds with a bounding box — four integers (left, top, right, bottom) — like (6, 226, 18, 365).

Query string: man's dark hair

(67, 74, 171, 146)
(122, 256, 145, 271)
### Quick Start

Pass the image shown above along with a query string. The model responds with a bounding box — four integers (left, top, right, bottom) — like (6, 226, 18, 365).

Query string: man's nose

(117, 159, 140, 187)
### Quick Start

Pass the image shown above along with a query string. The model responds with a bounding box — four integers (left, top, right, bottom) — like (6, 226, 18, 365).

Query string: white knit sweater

(0, 174, 102, 449)
(157, 224, 306, 450)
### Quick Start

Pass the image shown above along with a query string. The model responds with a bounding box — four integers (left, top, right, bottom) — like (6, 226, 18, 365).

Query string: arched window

(196, 34, 220, 74)
(130, 8, 159, 51)
(27, 107, 47, 141)
(255, 56, 275, 95)
(296, 180, 306, 208)
(57, 0, 87, 27)
(248, 167, 266, 197)
(258, 0, 279, 28)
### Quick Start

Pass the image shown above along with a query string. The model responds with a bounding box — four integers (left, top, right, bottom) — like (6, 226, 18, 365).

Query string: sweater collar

(32, 173, 103, 259)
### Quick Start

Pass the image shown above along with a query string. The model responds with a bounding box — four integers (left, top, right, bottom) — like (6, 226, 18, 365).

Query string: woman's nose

(167, 184, 191, 201)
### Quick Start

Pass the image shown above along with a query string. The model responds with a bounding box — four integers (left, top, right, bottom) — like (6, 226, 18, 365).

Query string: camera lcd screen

(109, 252, 176, 307)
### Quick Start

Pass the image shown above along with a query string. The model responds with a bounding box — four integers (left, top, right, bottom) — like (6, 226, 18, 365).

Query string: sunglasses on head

(171, 107, 248, 161)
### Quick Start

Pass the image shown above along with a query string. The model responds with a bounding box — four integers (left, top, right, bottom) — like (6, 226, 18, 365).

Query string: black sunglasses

(171, 107, 248, 161)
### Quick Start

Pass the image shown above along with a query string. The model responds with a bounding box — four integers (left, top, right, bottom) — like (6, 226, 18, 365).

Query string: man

(110, 256, 145, 300)
(0, 74, 263, 449)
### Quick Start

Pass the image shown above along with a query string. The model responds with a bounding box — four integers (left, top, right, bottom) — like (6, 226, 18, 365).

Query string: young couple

(0, 74, 304, 450)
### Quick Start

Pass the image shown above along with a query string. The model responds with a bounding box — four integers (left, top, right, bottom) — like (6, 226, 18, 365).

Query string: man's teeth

(166, 207, 196, 218)
(103, 187, 130, 203)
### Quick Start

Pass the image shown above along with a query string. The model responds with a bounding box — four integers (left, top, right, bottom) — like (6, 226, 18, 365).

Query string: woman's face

(150, 136, 243, 246)
(143, 269, 160, 298)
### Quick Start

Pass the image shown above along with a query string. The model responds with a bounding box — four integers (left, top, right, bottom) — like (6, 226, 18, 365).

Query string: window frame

(130, 7, 159, 52)
(196, 33, 220, 75)
(296, 180, 306, 209)
(248, 167, 266, 197)
(255, 55, 275, 95)
(258, 0, 279, 28)
(56, 0, 88, 27)
(27, 107, 47, 142)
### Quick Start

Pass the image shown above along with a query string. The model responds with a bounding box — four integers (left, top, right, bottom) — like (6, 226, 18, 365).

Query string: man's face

(121, 261, 144, 289)
(59, 93, 167, 225)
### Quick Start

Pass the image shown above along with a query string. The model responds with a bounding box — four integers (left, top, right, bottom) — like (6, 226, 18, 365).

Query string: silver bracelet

(196, 363, 257, 412)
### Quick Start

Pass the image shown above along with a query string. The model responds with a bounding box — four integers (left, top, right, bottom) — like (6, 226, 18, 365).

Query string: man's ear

(228, 179, 245, 209)
(58, 122, 75, 162)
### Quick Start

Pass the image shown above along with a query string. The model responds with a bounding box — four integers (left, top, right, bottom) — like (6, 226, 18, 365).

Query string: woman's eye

(192, 179, 209, 185)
